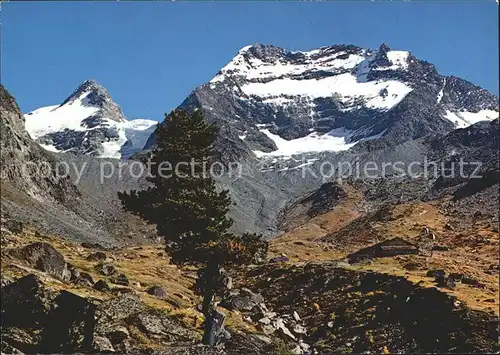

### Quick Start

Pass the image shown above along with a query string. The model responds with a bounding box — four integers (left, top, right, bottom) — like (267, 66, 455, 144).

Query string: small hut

(347, 237, 418, 263)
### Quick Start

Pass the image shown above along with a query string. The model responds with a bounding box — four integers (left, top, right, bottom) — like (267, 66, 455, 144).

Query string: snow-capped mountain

(25, 80, 157, 159)
(144, 43, 498, 161)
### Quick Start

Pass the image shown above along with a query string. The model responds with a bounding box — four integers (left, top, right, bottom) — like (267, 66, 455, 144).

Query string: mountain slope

(25, 80, 157, 159)
(139, 43, 498, 236)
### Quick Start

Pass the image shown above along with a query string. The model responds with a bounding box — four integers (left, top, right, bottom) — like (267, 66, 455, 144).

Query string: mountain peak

(60, 79, 110, 107)
(57, 79, 127, 124)
(242, 43, 286, 61)
(24, 77, 157, 159)
(378, 43, 391, 53)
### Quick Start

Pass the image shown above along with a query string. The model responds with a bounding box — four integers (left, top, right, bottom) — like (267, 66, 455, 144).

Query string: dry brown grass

(269, 196, 499, 316)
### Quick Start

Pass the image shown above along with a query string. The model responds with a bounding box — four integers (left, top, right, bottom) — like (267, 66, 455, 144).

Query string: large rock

(220, 288, 264, 311)
(1, 274, 58, 328)
(40, 290, 97, 353)
(109, 273, 129, 286)
(146, 285, 167, 299)
(87, 251, 107, 261)
(95, 262, 116, 276)
(92, 336, 115, 353)
(128, 310, 198, 342)
(93, 279, 111, 292)
(74, 272, 94, 287)
(1, 274, 96, 353)
(1, 274, 202, 354)
(95, 293, 143, 331)
(10, 242, 71, 281)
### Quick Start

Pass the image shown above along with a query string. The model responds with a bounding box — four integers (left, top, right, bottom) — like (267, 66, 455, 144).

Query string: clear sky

(1, 1, 498, 122)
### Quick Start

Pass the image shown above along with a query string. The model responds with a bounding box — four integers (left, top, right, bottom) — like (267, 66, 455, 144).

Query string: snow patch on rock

(444, 109, 498, 129)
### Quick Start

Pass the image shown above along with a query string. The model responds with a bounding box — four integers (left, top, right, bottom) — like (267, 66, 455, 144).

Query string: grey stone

(220, 288, 264, 311)
(109, 273, 129, 286)
(10, 243, 70, 281)
(95, 263, 116, 276)
(92, 336, 115, 353)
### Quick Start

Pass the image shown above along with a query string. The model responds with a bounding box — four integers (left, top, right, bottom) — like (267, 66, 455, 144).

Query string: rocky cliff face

(0, 84, 79, 202)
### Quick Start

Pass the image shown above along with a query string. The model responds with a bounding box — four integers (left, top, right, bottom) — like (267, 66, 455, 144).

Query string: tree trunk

(201, 260, 224, 346)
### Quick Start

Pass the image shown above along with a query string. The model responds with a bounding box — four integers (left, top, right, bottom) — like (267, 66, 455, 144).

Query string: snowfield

(25, 94, 100, 138)
(444, 109, 499, 129)
(241, 74, 413, 111)
(253, 127, 385, 158)
(211, 44, 413, 112)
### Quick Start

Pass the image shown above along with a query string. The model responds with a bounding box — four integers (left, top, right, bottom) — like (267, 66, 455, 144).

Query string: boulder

(462, 276, 485, 288)
(146, 285, 167, 298)
(40, 290, 96, 353)
(275, 318, 296, 340)
(67, 263, 80, 282)
(95, 263, 116, 276)
(258, 317, 272, 325)
(2, 275, 97, 354)
(87, 251, 107, 262)
(269, 254, 290, 263)
(92, 336, 115, 353)
(1, 274, 58, 328)
(1, 327, 41, 354)
(293, 324, 307, 335)
(95, 294, 143, 329)
(435, 276, 456, 290)
(109, 273, 129, 286)
(1, 340, 25, 355)
(11, 242, 70, 281)
(220, 288, 264, 311)
(449, 273, 464, 282)
(106, 326, 129, 344)
(94, 280, 111, 292)
(74, 272, 94, 287)
(426, 269, 445, 279)
(128, 310, 198, 342)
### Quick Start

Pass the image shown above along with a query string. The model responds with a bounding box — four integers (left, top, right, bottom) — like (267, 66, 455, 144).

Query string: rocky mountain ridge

(145, 43, 498, 162)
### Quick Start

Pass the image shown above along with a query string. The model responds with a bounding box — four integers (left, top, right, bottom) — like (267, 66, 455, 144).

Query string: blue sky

(2, 1, 498, 122)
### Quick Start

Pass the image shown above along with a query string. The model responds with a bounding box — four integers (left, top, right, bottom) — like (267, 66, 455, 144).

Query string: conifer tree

(119, 109, 265, 345)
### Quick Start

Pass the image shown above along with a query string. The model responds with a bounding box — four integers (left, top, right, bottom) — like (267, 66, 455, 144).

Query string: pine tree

(119, 109, 254, 345)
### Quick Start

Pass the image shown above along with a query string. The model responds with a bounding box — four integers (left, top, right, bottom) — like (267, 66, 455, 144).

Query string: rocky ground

(273, 178, 499, 317)
(1, 203, 498, 354)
